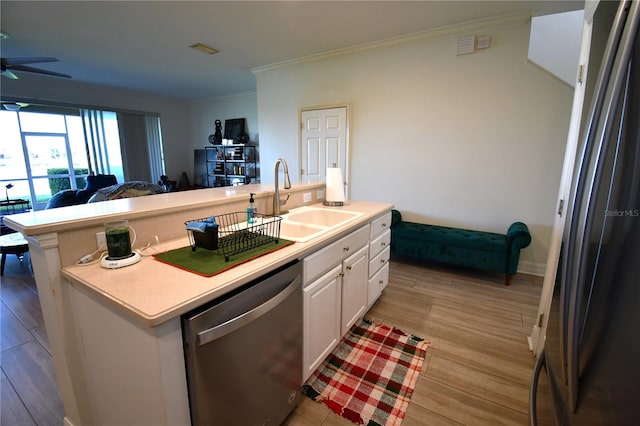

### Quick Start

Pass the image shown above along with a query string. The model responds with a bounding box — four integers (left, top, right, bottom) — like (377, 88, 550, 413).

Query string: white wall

(254, 17, 575, 274)
(187, 92, 259, 182)
(528, 10, 585, 86)
(187, 92, 258, 146)
(2, 74, 191, 180)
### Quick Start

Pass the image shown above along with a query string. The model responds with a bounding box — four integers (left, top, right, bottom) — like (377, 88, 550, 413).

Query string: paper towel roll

(325, 167, 345, 206)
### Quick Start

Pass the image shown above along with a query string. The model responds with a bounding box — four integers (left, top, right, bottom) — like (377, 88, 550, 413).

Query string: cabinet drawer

(370, 211, 392, 239)
(304, 225, 369, 283)
(368, 262, 389, 306)
(369, 229, 391, 259)
(369, 246, 390, 277)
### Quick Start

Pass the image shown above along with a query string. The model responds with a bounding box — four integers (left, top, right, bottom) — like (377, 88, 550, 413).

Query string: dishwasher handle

(197, 275, 301, 346)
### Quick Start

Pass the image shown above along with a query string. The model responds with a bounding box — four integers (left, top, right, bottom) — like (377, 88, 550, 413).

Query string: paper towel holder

(323, 163, 345, 207)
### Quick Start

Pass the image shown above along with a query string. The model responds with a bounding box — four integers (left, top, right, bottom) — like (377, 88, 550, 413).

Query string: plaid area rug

(302, 319, 430, 426)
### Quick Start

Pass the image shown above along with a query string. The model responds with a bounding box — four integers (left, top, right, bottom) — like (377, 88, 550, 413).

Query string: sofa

(390, 210, 531, 285)
(46, 176, 164, 209)
(46, 174, 118, 209)
(87, 181, 165, 202)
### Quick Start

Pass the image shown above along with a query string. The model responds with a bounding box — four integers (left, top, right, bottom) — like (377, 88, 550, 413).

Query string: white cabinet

(303, 226, 369, 381)
(303, 264, 342, 381)
(368, 260, 390, 307)
(303, 225, 369, 284)
(341, 246, 369, 335)
(370, 211, 392, 240)
(302, 210, 392, 381)
(368, 211, 392, 307)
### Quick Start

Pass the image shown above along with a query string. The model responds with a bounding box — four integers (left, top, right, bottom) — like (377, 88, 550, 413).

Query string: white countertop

(4, 182, 322, 236)
(61, 200, 393, 327)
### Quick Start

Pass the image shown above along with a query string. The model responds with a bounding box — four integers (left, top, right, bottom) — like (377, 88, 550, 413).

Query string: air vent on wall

(457, 34, 475, 56)
(478, 37, 491, 49)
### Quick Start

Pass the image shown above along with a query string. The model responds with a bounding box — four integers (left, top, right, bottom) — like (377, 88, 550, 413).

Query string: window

(0, 103, 165, 210)
(1, 108, 92, 209)
(82, 109, 125, 182)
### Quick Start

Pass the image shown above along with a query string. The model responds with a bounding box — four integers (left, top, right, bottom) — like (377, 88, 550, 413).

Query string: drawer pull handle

(346, 265, 352, 271)
(380, 259, 386, 264)
(379, 280, 384, 284)
(343, 246, 350, 252)
(381, 242, 387, 246)
(382, 223, 387, 227)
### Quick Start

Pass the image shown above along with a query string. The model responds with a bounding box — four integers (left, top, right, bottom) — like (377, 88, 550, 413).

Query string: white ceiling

(1, 1, 583, 100)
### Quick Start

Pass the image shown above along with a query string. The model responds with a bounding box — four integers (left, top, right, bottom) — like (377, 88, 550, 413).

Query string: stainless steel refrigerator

(530, 1, 640, 424)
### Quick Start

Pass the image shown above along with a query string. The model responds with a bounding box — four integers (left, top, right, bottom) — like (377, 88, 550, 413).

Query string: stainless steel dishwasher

(182, 260, 302, 425)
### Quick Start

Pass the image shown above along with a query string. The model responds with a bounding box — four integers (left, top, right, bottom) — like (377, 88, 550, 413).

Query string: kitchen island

(4, 182, 392, 426)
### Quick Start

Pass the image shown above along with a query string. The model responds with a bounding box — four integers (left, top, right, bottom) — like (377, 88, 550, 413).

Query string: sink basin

(278, 206, 364, 242)
(278, 221, 326, 242)
(285, 207, 362, 227)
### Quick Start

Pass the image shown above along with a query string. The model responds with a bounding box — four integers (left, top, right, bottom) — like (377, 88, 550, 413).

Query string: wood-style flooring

(0, 253, 542, 426)
(0, 253, 64, 426)
(285, 256, 542, 426)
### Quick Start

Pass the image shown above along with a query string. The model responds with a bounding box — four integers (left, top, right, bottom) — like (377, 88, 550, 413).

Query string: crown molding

(252, 12, 531, 75)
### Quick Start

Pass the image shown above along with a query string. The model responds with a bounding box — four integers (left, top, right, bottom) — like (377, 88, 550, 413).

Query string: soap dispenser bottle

(247, 193, 257, 224)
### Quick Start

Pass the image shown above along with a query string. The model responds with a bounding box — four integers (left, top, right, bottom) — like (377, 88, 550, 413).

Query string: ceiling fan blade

(2, 102, 22, 111)
(4, 57, 59, 66)
(1, 69, 19, 79)
(10, 64, 71, 79)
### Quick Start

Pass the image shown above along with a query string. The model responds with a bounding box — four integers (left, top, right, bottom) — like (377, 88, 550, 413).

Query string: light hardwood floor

(1, 253, 64, 426)
(0, 253, 541, 426)
(285, 257, 542, 426)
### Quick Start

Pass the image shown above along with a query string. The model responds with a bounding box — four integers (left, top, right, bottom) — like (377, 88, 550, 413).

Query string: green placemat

(154, 239, 295, 277)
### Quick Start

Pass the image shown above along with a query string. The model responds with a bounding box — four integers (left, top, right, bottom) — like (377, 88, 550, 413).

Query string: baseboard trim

(518, 260, 546, 277)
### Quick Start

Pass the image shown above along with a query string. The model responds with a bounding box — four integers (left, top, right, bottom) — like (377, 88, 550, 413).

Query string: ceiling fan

(1, 101, 30, 111)
(1, 57, 71, 79)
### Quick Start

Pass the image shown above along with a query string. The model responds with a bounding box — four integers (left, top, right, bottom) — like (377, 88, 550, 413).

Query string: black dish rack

(186, 212, 282, 262)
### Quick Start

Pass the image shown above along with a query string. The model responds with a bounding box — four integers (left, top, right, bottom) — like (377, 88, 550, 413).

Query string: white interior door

(300, 106, 348, 195)
(528, 10, 594, 357)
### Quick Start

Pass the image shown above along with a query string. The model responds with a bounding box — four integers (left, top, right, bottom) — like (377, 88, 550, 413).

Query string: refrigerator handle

(529, 350, 546, 426)
(560, 0, 631, 389)
(567, 0, 640, 413)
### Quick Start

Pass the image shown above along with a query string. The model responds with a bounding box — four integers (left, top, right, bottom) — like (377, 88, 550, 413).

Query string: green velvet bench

(390, 210, 531, 285)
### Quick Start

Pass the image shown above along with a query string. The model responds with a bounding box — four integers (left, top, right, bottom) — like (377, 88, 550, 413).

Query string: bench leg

(505, 274, 512, 286)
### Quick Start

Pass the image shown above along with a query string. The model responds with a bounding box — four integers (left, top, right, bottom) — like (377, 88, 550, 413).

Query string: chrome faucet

(273, 158, 291, 216)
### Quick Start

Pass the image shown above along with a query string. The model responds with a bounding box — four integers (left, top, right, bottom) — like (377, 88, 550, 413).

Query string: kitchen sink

(278, 206, 363, 242)
(278, 222, 326, 242)
(284, 207, 362, 227)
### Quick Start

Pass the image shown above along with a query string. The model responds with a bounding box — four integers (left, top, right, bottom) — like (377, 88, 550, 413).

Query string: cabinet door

(341, 246, 368, 335)
(303, 264, 342, 382)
